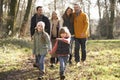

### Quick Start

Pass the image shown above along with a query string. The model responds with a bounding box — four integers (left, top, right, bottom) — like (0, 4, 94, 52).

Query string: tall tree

(104, 0, 109, 37)
(88, 0, 91, 35)
(0, 0, 3, 27)
(96, 0, 102, 38)
(54, 0, 56, 11)
(97, 0, 102, 20)
(0, 0, 3, 38)
(19, 0, 32, 37)
(15, 0, 20, 18)
(6, 0, 17, 36)
(107, 0, 116, 39)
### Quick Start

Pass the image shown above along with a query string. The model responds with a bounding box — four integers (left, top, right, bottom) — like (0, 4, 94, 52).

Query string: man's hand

(81, 33, 85, 37)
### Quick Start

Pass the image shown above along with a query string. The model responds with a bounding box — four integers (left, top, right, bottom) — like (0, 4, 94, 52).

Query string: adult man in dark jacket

(30, 6, 50, 68)
(30, 6, 50, 38)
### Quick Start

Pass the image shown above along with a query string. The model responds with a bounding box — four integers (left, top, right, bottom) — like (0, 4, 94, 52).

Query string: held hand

(31, 36, 33, 41)
(48, 50, 52, 54)
(31, 54, 35, 59)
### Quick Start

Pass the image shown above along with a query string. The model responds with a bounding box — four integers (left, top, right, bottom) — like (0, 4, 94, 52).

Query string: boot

(33, 63, 39, 68)
(38, 70, 44, 80)
(60, 72, 65, 80)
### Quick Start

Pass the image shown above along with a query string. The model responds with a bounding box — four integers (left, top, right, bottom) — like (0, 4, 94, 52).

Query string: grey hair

(74, 3, 81, 8)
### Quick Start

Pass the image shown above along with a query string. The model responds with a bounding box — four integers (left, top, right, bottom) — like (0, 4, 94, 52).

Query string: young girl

(33, 21, 51, 79)
(50, 27, 71, 80)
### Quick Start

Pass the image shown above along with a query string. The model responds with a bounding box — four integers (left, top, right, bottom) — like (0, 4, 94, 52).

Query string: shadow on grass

(0, 38, 32, 49)
(0, 68, 39, 80)
(0, 69, 61, 80)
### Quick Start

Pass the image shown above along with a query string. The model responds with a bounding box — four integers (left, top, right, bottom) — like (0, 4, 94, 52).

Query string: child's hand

(31, 36, 33, 41)
(31, 54, 35, 59)
(48, 50, 52, 54)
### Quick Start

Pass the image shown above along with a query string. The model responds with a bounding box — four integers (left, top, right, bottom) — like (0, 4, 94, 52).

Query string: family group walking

(30, 3, 89, 80)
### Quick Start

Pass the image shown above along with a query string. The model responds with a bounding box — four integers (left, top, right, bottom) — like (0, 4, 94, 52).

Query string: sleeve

(82, 13, 89, 34)
(33, 34, 36, 54)
(45, 17, 51, 35)
(71, 14, 75, 35)
(62, 38, 70, 44)
(30, 17, 36, 37)
(50, 40, 58, 54)
(57, 37, 70, 44)
(45, 33, 52, 51)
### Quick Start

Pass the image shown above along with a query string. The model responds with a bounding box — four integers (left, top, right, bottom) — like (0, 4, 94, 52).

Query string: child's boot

(38, 70, 44, 80)
(60, 71, 65, 80)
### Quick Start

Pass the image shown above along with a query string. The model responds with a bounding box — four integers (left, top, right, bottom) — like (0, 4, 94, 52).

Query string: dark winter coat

(30, 14, 50, 36)
(56, 40, 70, 55)
(62, 16, 74, 35)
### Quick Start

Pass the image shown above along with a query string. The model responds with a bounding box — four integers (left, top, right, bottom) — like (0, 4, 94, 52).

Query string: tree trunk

(19, 0, 32, 37)
(6, 0, 17, 36)
(54, 0, 56, 11)
(0, 0, 3, 38)
(97, 0, 102, 38)
(107, 0, 115, 39)
(104, 0, 109, 37)
(0, 0, 3, 26)
(88, 1, 91, 36)
(16, 0, 20, 18)
(97, 0, 101, 20)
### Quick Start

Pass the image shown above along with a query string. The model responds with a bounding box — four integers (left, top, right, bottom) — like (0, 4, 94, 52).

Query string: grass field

(0, 38, 120, 80)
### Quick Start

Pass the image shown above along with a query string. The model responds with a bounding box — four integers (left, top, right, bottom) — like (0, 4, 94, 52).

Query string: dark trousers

(50, 57, 58, 64)
(35, 55, 40, 64)
(50, 38, 58, 64)
(74, 38, 87, 62)
(68, 37, 74, 62)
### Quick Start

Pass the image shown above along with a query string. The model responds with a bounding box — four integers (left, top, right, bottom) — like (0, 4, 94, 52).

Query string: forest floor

(0, 38, 120, 80)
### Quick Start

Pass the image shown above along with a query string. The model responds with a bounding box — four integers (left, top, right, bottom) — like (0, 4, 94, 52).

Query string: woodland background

(0, 0, 120, 39)
(0, 0, 120, 80)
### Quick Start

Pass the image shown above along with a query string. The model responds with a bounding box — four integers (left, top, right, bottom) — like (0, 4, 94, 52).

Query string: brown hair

(62, 7, 74, 23)
(36, 6, 42, 11)
(58, 27, 71, 38)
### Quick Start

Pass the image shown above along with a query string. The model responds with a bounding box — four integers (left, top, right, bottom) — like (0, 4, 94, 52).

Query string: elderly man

(73, 3, 89, 66)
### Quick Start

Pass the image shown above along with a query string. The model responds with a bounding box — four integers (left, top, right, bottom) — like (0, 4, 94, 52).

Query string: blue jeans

(74, 38, 87, 62)
(36, 55, 45, 72)
(58, 55, 69, 75)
